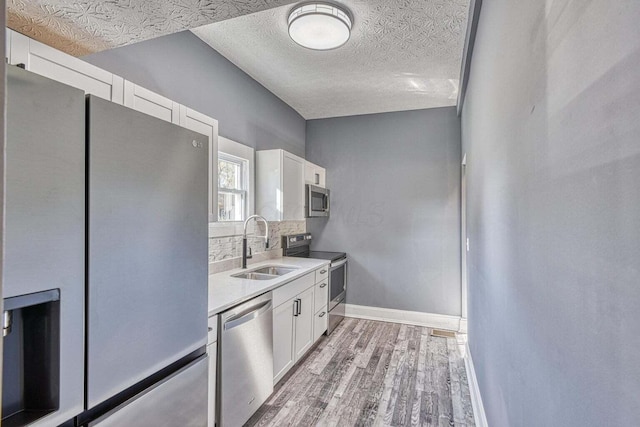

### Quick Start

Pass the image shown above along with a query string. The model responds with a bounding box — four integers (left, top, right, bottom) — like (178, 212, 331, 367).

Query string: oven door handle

(330, 258, 347, 269)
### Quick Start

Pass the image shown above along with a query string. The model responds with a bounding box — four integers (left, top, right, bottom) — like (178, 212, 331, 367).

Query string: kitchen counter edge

(207, 257, 330, 317)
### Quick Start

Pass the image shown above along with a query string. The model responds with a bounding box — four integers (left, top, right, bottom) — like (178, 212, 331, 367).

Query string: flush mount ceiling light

(288, 2, 353, 51)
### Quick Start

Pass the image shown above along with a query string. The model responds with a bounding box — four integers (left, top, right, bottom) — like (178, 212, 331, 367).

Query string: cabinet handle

(293, 299, 299, 317)
(319, 312, 326, 317)
(319, 283, 327, 288)
(298, 298, 302, 315)
(320, 269, 327, 274)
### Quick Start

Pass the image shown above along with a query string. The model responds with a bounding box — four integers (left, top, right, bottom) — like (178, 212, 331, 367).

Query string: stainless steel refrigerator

(3, 64, 85, 427)
(3, 66, 210, 426)
(82, 95, 210, 425)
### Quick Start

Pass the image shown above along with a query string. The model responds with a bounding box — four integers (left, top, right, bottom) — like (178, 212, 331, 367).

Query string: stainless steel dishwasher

(218, 292, 274, 427)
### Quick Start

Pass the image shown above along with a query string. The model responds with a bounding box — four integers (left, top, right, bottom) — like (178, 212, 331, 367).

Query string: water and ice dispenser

(2, 290, 61, 427)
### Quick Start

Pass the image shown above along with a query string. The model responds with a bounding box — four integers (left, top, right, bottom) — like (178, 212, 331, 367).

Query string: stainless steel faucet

(242, 215, 269, 269)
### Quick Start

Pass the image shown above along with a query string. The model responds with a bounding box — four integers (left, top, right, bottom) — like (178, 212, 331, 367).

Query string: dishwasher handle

(223, 300, 272, 331)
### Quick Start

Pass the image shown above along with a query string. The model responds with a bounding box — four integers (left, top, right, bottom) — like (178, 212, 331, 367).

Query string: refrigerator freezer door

(86, 96, 209, 409)
(90, 355, 208, 427)
(5, 66, 85, 426)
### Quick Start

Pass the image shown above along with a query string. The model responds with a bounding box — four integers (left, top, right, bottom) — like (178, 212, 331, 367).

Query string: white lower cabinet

(314, 280, 329, 314)
(272, 266, 331, 385)
(314, 307, 328, 342)
(273, 298, 296, 382)
(293, 286, 315, 361)
(313, 270, 329, 340)
(272, 288, 315, 384)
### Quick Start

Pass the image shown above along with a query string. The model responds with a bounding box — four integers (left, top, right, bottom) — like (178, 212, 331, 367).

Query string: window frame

(211, 137, 255, 234)
(217, 152, 248, 222)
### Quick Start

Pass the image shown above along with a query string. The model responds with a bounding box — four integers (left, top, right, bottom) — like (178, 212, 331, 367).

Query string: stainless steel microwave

(306, 184, 330, 217)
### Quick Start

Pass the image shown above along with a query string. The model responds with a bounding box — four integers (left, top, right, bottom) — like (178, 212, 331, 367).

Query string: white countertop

(208, 257, 330, 316)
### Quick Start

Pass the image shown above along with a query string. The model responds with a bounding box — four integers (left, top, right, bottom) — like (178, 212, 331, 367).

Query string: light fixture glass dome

(288, 3, 352, 50)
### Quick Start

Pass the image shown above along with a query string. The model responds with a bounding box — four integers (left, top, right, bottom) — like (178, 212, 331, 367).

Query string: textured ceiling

(193, 0, 469, 119)
(7, 0, 298, 56)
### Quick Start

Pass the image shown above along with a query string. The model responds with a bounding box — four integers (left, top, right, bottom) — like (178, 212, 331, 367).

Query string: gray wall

(462, 1, 640, 426)
(85, 31, 305, 157)
(307, 107, 461, 316)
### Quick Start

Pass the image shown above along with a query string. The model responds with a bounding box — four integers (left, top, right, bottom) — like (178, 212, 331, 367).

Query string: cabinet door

(179, 106, 219, 222)
(207, 342, 217, 427)
(294, 286, 315, 361)
(273, 299, 296, 384)
(6, 29, 16, 64)
(305, 161, 317, 185)
(124, 80, 180, 124)
(317, 166, 326, 188)
(9, 31, 124, 103)
(314, 307, 328, 342)
(305, 161, 326, 188)
(314, 280, 329, 314)
(282, 152, 305, 220)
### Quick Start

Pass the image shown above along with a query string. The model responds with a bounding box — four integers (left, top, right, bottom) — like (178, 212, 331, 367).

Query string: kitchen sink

(251, 266, 298, 276)
(230, 265, 299, 280)
(230, 272, 278, 280)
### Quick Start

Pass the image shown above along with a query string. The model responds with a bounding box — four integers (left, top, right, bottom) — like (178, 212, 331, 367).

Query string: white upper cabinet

(5, 28, 13, 63)
(7, 30, 124, 104)
(304, 161, 326, 188)
(7, 30, 222, 224)
(179, 106, 219, 222)
(256, 149, 305, 221)
(123, 81, 180, 124)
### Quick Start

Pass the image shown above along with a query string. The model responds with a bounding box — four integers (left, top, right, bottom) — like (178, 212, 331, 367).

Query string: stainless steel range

(283, 233, 347, 334)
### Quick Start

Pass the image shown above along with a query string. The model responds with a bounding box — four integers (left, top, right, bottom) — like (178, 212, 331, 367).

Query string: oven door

(328, 258, 347, 310)
(306, 185, 330, 217)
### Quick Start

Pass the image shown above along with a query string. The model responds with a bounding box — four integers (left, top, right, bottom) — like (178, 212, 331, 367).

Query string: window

(215, 137, 254, 225)
(218, 153, 248, 221)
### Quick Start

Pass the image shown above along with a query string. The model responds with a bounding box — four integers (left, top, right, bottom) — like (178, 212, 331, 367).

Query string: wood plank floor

(247, 318, 475, 427)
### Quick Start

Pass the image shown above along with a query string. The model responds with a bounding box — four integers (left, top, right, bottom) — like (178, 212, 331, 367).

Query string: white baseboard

(465, 343, 489, 427)
(344, 304, 462, 331)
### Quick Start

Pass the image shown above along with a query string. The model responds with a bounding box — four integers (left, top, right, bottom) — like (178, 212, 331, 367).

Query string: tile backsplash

(209, 220, 306, 274)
